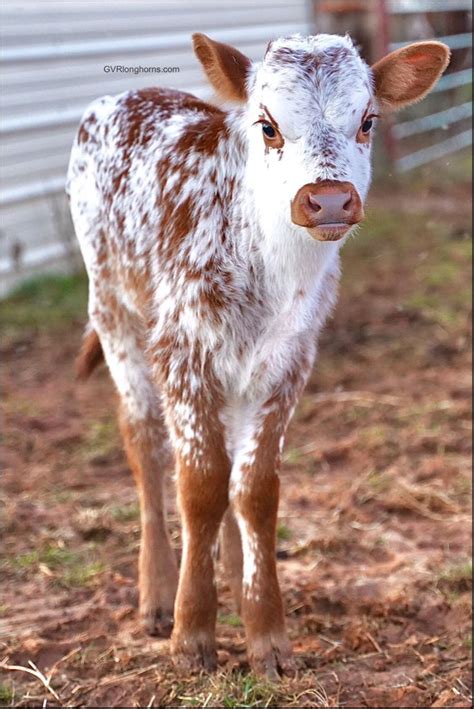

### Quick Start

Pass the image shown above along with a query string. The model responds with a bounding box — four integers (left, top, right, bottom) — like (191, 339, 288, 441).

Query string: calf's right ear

(372, 41, 450, 111)
(192, 33, 251, 103)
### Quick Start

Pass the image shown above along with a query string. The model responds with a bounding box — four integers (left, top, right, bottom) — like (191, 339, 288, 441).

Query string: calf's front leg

(230, 405, 295, 679)
(165, 390, 231, 671)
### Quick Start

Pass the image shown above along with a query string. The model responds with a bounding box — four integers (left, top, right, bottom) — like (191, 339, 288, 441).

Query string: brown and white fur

(67, 33, 449, 678)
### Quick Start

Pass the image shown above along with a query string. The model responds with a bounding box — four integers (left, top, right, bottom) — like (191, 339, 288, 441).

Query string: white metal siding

(0, 0, 311, 296)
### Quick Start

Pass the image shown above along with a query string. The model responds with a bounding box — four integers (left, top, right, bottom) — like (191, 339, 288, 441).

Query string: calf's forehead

(253, 34, 373, 132)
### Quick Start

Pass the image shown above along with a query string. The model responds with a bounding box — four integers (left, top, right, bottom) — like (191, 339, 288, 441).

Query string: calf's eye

(256, 117, 284, 149)
(361, 118, 373, 134)
(262, 122, 276, 138)
(357, 113, 379, 144)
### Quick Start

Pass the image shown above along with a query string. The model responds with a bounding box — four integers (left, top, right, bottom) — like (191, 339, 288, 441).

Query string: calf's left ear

(192, 33, 251, 103)
(371, 41, 450, 111)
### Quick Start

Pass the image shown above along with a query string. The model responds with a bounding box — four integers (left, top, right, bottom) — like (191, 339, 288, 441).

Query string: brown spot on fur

(174, 112, 228, 156)
(77, 124, 90, 143)
(77, 113, 97, 144)
(161, 195, 198, 261)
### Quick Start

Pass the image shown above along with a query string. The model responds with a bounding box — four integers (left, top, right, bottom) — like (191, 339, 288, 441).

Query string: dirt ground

(1, 155, 472, 707)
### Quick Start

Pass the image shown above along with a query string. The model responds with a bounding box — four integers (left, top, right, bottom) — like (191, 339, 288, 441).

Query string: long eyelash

(253, 119, 273, 127)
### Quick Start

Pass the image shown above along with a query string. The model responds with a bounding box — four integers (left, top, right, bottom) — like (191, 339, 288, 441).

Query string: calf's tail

(76, 326, 104, 380)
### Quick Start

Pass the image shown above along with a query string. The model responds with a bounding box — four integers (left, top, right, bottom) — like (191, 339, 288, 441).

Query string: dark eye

(261, 122, 276, 138)
(361, 118, 374, 134)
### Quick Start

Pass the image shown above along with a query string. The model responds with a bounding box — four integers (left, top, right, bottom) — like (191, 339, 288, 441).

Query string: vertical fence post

(374, 0, 398, 165)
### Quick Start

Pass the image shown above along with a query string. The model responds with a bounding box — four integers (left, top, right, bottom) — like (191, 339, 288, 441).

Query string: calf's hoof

(140, 604, 174, 638)
(248, 633, 295, 681)
(171, 631, 217, 673)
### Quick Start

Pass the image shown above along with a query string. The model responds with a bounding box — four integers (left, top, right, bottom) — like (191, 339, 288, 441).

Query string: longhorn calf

(67, 33, 449, 677)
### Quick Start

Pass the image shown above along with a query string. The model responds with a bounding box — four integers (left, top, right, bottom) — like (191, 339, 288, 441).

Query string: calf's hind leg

(96, 326, 178, 635)
(119, 405, 178, 635)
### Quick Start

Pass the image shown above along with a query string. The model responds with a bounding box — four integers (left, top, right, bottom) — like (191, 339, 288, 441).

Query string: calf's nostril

(343, 194, 353, 212)
(307, 193, 321, 212)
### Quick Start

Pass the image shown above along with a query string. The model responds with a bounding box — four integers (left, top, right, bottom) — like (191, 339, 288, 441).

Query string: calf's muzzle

(291, 180, 364, 241)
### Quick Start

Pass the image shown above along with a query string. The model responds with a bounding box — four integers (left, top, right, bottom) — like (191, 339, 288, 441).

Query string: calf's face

(193, 32, 449, 242)
(250, 35, 373, 243)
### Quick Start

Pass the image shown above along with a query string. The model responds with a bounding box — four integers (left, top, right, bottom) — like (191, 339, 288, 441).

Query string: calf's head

(193, 32, 449, 242)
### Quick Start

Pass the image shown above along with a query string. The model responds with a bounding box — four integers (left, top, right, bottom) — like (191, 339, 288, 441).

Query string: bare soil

(1, 160, 472, 707)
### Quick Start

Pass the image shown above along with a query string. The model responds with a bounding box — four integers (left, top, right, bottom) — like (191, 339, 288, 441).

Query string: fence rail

(388, 0, 472, 13)
(396, 128, 472, 172)
(390, 32, 472, 51)
(433, 69, 473, 93)
(394, 102, 472, 139)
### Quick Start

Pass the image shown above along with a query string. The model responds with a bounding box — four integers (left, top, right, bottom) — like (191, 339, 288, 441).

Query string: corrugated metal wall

(0, 0, 311, 296)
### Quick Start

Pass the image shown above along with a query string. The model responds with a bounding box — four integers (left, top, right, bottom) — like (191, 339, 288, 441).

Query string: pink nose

(307, 190, 355, 223)
(291, 180, 364, 230)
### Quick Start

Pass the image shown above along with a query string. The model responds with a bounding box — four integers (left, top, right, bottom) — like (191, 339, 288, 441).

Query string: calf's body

(67, 33, 449, 677)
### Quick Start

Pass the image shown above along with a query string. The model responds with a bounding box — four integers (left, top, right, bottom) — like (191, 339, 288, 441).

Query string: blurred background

(0, 0, 472, 295)
(1, 3, 472, 707)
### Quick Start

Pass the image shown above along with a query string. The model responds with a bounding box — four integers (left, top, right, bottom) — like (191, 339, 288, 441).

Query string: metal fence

(383, 0, 472, 171)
